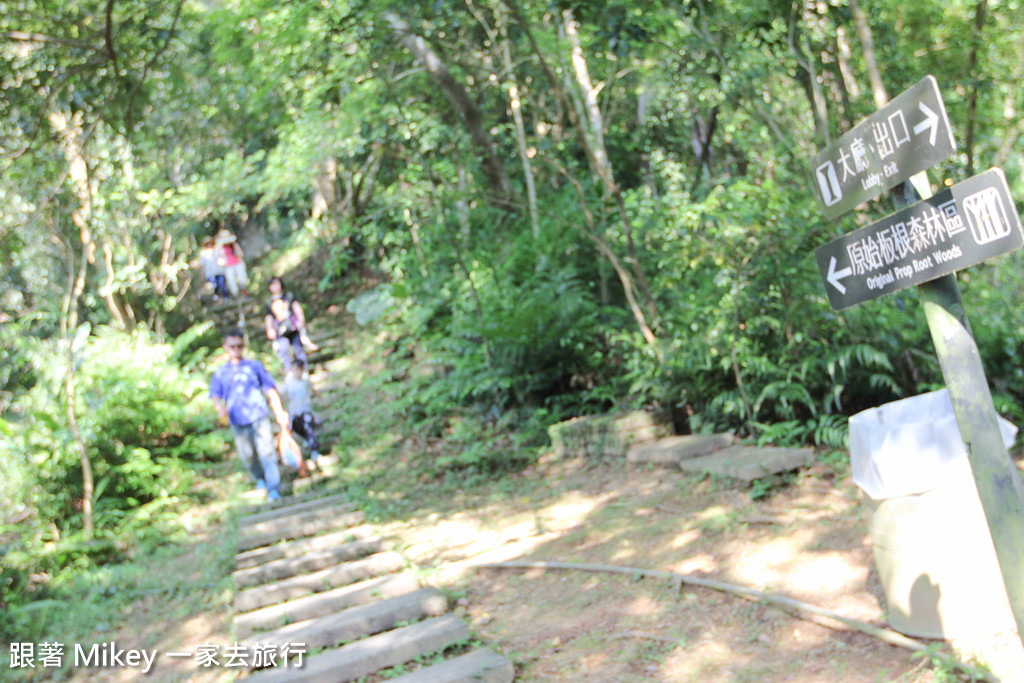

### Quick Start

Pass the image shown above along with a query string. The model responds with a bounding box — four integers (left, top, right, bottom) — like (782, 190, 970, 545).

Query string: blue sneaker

(256, 479, 267, 491)
(310, 451, 320, 463)
(267, 490, 281, 502)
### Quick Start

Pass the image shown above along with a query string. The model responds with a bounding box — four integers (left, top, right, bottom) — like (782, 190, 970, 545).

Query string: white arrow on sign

(827, 256, 853, 294)
(913, 102, 939, 145)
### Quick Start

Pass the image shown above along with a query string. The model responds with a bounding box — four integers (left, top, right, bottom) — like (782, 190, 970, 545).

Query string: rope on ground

(473, 559, 996, 682)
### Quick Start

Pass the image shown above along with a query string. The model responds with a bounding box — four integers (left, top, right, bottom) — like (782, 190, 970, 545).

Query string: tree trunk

(47, 111, 101, 535)
(53, 229, 95, 538)
(456, 163, 472, 240)
(563, 10, 612, 180)
(100, 241, 127, 329)
(49, 110, 128, 329)
(384, 11, 511, 206)
(47, 111, 95, 264)
(849, 0, 888, 108)
(560, 9, 659, 328)
(690, 107, 718, 191)
(508, 84, 539, 240)
(311, 157, 340, 236)
(965, 0, 989, 177)
(477, 2, 540, 240)
(351, 144, 385, 219)
(788, 9, 829, 146)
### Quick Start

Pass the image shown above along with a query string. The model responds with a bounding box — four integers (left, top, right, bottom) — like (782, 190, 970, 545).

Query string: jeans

(230, 417, 280, 495)
(273, 334, 306, 369)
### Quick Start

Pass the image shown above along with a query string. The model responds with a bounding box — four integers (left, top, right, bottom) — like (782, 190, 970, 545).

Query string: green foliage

(385, 253, 616, 426)
(0, 327, 226, 640)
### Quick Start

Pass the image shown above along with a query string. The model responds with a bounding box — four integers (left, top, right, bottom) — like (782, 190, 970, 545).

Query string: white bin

(850, 389, 1018, 639)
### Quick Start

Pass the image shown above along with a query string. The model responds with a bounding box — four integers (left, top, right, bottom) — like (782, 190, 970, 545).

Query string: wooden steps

(211, 311, 513, 681)
(230, 488, 513, 681)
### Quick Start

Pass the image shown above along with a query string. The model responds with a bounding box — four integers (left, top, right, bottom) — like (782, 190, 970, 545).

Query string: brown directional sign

(811, 76, 956, 220)
(815, 168, 1023, 310)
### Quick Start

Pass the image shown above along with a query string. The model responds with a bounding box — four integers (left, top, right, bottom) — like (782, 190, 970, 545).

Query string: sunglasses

(225, 342, 244, 349)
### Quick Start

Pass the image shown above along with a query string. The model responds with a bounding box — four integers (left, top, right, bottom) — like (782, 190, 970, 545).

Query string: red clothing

(222, 243, 241, 266)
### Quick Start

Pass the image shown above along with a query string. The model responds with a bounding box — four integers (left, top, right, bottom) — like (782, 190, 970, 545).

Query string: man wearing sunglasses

(209, 330, 292, 501)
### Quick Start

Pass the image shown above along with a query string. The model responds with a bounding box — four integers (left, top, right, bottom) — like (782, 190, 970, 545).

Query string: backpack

(274, 314, 299, 337)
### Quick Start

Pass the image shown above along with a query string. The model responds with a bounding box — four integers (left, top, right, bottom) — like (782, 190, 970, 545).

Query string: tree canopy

(2, 0, 1023, 567)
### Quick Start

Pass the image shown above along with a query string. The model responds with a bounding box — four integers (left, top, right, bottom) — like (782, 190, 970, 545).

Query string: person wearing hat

(199, 236, 228, 300)
(216, 229, 249, 297)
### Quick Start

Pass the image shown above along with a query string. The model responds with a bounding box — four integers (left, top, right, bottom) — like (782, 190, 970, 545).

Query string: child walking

(281, 359, 321, 465)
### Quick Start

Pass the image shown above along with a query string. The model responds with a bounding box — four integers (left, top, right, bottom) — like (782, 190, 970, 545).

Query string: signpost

(809, 76, 1024, 647)
(811, 76, 955, 220)
(815, 169, 1024, 310)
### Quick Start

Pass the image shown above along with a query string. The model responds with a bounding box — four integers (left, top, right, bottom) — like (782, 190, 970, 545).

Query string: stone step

(317, 356, 352, 375)
(245, 615, 470, 683)
(243, 587, 448, 651)
(549, 410, 671, 458)
(389, 648, 515, 683)
(306, 349, 344, 365)
(234, 551, 405, 612)
(240, 502, 357, 540)
(237, 510, 365, 552)
(234, 537, 384, 589)
(240, 477, 333, 507)
(240, 492, 350, 527)
(308, 453, 338, 469)
(626, 433, 735, 465)
(237, 484, 347, 523)
(235, 526, 378, 571)
(234, 573, 422, 639)
(289, 466, 339, 497)
(306, 333, 344, 348)
(678, 444, 815, 481)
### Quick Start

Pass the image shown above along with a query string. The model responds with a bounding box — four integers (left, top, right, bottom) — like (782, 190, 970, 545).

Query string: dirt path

(378, 456, 960, 682)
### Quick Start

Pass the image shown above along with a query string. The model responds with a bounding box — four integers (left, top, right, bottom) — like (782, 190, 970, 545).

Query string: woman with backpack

(264, 276, 318, 369)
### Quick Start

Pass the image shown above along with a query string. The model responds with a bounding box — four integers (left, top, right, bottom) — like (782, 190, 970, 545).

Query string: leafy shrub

(4, 326, 223, 529)
(618, 176, 932, 439)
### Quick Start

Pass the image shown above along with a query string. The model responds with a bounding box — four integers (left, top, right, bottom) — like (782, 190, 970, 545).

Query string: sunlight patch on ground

(724, 529, 869, 607)
(385, 489, 623, 585)
(668, 527, 702, 550)
(624, 594, 659, 616)
(663, 635, 755, 683)
(669, 552, 718, 575)
(391, 490, 616, 561)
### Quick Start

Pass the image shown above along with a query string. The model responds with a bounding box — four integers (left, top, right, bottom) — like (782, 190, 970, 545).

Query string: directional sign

(811, 76, 956, 220)
(815, 168, 1023, 310)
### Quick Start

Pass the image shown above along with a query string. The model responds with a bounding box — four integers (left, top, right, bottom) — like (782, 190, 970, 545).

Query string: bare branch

(104, 0, 119, 70)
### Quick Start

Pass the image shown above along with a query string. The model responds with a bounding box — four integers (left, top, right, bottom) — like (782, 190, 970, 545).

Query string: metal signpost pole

(898, 177, 1024, 642)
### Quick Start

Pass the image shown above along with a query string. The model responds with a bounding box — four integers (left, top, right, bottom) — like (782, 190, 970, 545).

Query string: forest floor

(380, 454, 946, 683)
(311, 314, 1015, 682)
(63, 275, 1022, 683)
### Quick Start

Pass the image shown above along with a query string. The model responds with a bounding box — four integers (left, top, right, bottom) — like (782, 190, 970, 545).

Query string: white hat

(215, 229, 236, 244)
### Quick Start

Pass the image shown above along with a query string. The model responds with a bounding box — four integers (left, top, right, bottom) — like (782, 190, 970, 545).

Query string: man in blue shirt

(209, 330, 291, 501)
